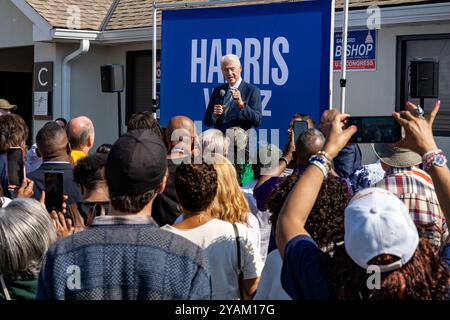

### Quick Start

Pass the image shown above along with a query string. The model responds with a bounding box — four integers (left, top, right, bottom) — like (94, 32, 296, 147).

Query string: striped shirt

(374, 166, 448, 248)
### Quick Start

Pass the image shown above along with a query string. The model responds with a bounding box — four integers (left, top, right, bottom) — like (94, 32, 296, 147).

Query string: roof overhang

(11, 1, 450, 45)
(335, 2, 450, 28)
(51, 27, 162, 44)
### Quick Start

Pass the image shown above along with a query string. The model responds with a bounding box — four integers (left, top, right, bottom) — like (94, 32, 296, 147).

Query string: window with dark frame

(397, 34, 450, 136)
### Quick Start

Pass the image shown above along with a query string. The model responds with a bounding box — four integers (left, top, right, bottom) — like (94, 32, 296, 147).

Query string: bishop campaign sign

(160, 1, 332, 144)
(334, 29, 377, 71)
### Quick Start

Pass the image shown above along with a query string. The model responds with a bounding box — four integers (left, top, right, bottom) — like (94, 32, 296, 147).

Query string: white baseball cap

(344, 188, 419, 272)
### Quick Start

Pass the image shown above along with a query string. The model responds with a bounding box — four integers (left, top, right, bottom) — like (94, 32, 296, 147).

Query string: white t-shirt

(241, 180, 271, 264)
(163, 218, 263, 300)
(254, 249, 291, 300)
(174, 211, 261, 260)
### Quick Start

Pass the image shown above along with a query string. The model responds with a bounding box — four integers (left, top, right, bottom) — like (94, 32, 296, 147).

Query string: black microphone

(216, 89, 226, 124)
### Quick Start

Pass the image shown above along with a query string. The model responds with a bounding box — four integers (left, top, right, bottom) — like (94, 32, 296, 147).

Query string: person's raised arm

(393, 100, 450, 224)
(276, 113, 357, 258)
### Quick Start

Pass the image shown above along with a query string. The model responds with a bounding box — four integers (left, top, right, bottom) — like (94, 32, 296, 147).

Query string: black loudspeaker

(101, 64, 124, 92)
(410, 59, 439, 98)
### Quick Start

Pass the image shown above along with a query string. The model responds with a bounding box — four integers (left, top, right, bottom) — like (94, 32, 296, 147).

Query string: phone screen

(7, 147, 24, 186)
(293, 120, 309, 143)
(44, 171, 64, 212)
(346, 116, 402, 143)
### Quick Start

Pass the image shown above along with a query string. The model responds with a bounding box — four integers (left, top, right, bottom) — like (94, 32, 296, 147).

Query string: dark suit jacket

(151, 157, 186, 226)
(203, 81, 262, 132)
(333, 144, 362, 178)
(27, 162, 82, 205)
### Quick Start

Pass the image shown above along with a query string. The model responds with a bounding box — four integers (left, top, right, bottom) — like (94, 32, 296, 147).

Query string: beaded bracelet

(309, 154, 332, 172)
(422, 149, 447, 171)
(309, 160, 329, 178)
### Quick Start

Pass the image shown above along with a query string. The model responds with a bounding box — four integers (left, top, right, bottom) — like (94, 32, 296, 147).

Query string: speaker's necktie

(223, 89, 233, 114)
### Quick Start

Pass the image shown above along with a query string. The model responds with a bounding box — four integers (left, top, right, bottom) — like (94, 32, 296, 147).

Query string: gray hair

(221, 54, 241, 68)
(67, 118, 95, 149)
(201, 129, 230, 158)
(0, 198, 57, 279)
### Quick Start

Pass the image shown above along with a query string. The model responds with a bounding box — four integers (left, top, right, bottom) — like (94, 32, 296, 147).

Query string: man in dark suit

(204, 54, 262, 132)
(28, 122, 82, 205)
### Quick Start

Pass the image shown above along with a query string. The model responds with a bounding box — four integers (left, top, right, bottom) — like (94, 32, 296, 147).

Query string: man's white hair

(221, 54, 241, 68)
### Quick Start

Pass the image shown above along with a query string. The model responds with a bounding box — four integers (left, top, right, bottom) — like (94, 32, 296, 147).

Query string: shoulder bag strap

(86, 203, 106, 227)
(232, 223, 245, 300)
(68, 203, 86, 233)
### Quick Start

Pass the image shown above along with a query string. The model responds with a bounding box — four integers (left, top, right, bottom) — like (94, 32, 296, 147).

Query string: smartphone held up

(293, 120, 309, 143)
(44, 171, 64, 213)
(345, 116, 402, 144)
(7, 147, 25, 187)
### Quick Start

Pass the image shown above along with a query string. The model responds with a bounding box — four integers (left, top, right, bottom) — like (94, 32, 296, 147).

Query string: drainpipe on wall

(62, 39, 90, 120)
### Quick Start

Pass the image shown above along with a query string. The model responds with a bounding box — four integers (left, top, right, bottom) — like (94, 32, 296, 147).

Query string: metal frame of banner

(339, 0, 350, 114)
(151, 0, 340, 115)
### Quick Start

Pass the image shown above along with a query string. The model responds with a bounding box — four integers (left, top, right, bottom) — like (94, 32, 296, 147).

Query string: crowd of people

(0, 97, 449, 300)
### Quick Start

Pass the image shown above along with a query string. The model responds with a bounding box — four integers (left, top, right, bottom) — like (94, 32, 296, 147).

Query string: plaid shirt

(374, 166, 448, 248)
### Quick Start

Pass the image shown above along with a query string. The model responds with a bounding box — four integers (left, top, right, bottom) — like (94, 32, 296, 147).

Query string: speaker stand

(117, 91, 122, 137)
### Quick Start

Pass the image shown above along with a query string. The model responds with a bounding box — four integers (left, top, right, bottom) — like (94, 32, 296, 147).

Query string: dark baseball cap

(106, 130, 167, 197)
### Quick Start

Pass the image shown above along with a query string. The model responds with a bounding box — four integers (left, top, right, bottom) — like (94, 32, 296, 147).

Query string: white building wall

(31, 41, 156, 149)
(333, 21, 450, 164)
(0, 0, 33, 48)
(33, 42, 60, 142)
(69, 42, 154, 150)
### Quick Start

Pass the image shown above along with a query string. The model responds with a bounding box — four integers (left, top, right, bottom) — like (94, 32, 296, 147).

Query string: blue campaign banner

(334, 29, 377, 71)
(161, 0, 332, 145)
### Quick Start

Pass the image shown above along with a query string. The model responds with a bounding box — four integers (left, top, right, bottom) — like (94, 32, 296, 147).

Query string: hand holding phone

(293, 120, 309, 143)
(44, 171, 64, 213)
(16, 178, 34, 198)
(345, 116, 402, 143)
(7, 147, 25, 187)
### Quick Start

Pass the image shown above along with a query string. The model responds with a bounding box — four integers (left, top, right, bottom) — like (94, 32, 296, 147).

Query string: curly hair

(175, 161, 217, 212)
(330, 239, 450, 299)
(73, 153, 108, 193)
(268, 173, 353, 251)
(0, 114, 28, 153)
(210, 155, 250, 224)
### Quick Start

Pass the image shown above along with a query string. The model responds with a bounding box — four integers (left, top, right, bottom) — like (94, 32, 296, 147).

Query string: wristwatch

(422, 150, 447, 171)
(431, 153, 447, 167)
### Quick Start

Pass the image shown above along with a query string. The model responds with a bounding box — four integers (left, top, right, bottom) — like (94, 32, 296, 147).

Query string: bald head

(295, 128, 325, 167)
(165, 116, 196, 153)
(67, 116, 95, 153)
(36, 122, 70, 161)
